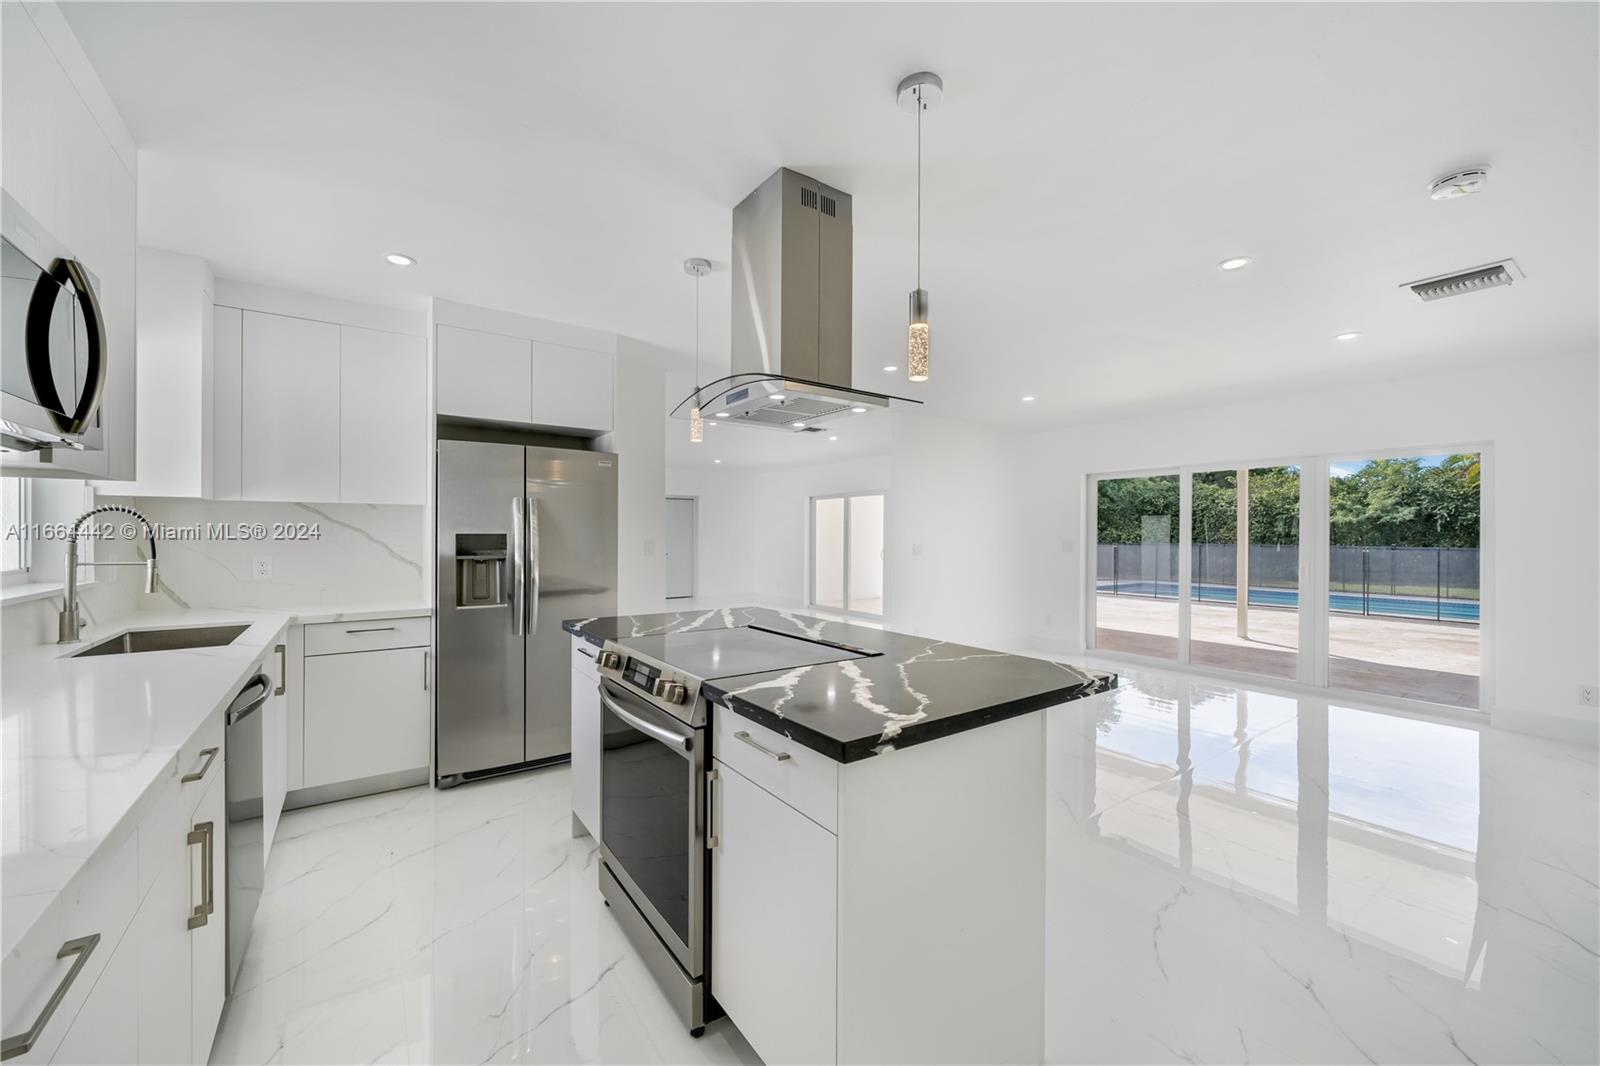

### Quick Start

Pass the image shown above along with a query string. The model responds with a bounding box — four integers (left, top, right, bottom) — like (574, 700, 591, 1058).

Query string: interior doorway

(664, 496, 697, 600)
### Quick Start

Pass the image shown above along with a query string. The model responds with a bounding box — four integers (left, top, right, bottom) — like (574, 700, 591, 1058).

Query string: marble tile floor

(213, 669, 1598, 1065)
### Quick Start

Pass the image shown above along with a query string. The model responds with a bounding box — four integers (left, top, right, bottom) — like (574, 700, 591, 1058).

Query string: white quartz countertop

(0, 602, 430, 957)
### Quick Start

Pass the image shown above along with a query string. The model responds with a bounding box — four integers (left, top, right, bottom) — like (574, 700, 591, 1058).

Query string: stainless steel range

(593, 626, 869, 1035)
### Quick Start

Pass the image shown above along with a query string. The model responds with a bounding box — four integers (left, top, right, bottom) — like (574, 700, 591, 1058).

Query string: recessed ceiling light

(851, 406, 867, 414)
(883, 365, 898, 372)
(1021, 395, 1036, 403)
(713, 459, 722, 464)
(713, 411, 730, 419)
(1217, 256, 1252, 271)
(385, 253, 416, 267)
(771, 393, 785, 401)
(829, 435, 838, 441)
(1334, 331, 1362, 342)
(793, 422, 807, 429)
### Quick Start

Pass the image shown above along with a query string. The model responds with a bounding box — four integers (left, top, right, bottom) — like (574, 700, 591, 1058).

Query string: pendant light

(685, 257, 711, 442)
(898, 71, 942, 383)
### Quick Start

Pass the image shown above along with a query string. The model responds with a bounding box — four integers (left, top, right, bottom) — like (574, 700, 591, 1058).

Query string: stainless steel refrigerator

(435, 440, 617, 785)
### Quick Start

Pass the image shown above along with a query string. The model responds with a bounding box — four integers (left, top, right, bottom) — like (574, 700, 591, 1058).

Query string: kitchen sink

(71, 623, 251, 657)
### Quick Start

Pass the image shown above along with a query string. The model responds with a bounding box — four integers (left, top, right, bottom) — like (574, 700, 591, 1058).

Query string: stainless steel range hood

(676, 168, 912, 432)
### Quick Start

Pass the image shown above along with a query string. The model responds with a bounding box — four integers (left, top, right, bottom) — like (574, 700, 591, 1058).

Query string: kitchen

(2, 4, 1597, 1066)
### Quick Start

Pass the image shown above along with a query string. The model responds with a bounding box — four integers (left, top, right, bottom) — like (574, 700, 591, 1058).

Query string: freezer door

(525, 446, 618, 762)
(436, 440, 527, 777)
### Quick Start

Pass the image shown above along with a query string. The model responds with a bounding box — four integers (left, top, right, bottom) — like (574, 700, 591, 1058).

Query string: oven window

(601, 704, 691, 946)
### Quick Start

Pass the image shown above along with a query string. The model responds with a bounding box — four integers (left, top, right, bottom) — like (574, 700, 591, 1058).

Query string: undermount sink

(71, 624, 251, 657)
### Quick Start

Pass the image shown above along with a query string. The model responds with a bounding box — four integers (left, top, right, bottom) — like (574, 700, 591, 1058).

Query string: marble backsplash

(99, 496, 427, 611)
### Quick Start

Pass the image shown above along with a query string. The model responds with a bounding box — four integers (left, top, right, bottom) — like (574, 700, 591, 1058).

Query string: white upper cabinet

(532, 341, 613, 434)
(339, 326, 425, 504)
(211, 306, 243, 499)
(241, 310, 341, 502)
(436, 325, 532, 424)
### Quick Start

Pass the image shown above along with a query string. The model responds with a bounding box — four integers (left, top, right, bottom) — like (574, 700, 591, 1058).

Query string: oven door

(597, 678, 706, 977)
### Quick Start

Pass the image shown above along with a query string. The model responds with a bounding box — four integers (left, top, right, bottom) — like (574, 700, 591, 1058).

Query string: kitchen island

(565, 607, 1114, 1064)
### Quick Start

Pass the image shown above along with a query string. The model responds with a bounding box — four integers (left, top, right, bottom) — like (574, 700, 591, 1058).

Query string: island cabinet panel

(713, 706, 837, 832)
(711, 760, 837, 1066)
(569, 636, 601, 837)
(835, 709, 1046, 1065)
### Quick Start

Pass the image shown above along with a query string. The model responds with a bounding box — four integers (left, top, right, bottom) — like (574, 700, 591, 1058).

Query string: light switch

(644, 538, 656, 557)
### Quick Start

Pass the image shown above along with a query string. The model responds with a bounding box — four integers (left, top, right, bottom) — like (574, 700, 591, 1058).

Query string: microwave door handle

(510, 497, 526, 637)
(63, 260, 107, 434)
(527, 496, 540, 635)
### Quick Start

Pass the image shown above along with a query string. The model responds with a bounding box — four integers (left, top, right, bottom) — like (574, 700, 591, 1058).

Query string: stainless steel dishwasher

(224, 671, 270, 992)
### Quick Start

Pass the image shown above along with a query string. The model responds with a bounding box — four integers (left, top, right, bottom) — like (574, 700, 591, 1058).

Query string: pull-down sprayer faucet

(58, 505, 158, 644)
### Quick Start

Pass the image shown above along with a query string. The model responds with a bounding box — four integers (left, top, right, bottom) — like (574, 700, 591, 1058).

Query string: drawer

(304, 615, 430, 656)
(176, 706, 225, 816)
(1, 830, 138, 1065)
(714, 705, 838, 833)
(571, 637, 599, 681)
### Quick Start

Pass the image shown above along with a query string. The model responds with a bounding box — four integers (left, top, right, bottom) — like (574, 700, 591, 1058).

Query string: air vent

(820, 195, 836, 218)
(800, 187, 818, 210)
(1404, 260, 1522, 302)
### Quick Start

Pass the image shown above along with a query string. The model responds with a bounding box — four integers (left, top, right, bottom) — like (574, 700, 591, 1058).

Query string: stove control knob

(597, 651, 622, 670)
(662, 682, 689, 705)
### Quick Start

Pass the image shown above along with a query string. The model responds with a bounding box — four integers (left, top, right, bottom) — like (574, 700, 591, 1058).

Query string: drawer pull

(180, 746, 219, 783)
(577, 645, 595, 659)
(706, 769, 719, 849)
(345, 626, 397, 634)
(187, 821, 215, 929)
(0, 933, 100, 1061)
(734, 730, 791, 762)
(274, 642, 286, 696)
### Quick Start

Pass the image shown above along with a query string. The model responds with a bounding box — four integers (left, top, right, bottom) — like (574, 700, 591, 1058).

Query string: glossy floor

(213, 671, 1598, 1064)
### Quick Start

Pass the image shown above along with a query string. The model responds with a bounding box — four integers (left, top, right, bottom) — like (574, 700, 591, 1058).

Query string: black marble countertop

(563, 608, 1115, 763)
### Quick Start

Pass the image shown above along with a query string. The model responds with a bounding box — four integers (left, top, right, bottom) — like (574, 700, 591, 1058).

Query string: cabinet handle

(181, 746, 219, 784)
(733, 730, 791, 762)
(422, 650, 429, 691)
(187, 821, 214, 930)
(274, 642, 286, 696)
(0, 934, 101, 1061)
(577, 645, 594, 660)
(345, 626, 396, 634)
(705, 768, 719, 850)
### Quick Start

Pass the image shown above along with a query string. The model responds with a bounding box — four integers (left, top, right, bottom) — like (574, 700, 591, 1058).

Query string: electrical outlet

(643, 538, 656, 557)
(911, 542, 924, 557)
(251, 556, 273, 581)
(1581, 684, 1597, 708)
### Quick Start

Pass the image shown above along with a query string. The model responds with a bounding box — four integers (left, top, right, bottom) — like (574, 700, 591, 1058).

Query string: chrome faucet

(58, 505, 159, 644)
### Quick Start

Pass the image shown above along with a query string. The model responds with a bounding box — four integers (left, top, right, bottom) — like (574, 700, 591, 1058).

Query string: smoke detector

(1429, 167, 1489, 201)
(1402, 259, 1523, 302)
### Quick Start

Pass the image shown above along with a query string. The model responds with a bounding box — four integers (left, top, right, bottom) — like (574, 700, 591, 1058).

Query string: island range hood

(674, 168, 916, 432)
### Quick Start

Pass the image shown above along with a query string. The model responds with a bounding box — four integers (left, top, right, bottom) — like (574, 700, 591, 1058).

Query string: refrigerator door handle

(510, 496, 526, 637)
(527, 496, 540, 635)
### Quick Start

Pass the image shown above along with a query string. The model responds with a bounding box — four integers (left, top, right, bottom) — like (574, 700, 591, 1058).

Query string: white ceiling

(66, 2, 1599, 444)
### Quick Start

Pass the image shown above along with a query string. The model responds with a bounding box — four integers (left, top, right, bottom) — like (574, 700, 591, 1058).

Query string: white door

(664, 496, 696, 600)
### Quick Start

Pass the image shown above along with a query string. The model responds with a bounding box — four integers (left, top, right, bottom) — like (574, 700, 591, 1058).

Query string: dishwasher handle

(226, 673, 271, 726)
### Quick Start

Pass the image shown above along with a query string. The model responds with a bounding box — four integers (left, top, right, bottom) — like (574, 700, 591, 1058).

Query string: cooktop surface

(619, 626, 871, 680)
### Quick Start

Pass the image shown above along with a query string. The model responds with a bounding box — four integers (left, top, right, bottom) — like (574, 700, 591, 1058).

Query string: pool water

(1096, 580, 1481, 623)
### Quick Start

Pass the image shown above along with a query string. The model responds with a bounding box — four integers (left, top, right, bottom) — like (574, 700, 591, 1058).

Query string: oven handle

(598, 682, 692, 753)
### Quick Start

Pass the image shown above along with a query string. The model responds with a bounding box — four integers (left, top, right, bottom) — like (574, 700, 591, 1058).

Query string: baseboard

(284, 766, 430, 811)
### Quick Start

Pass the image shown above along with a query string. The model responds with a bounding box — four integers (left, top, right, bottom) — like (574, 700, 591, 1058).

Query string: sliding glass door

(1327, 453, 1481, 708)
(1188, 467, 1301, 681)
(811, 493, 885, 617)
(1089, 450, 1483, 711)
(1093, 474, 1180, 660)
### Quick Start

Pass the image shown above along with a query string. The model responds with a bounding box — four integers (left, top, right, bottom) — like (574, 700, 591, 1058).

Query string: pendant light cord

(916, 94, 922, 290)
(694, 271, 701, 393)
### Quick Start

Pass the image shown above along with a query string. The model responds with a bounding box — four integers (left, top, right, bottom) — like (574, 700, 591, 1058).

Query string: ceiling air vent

(1404, 259, 1523, 302)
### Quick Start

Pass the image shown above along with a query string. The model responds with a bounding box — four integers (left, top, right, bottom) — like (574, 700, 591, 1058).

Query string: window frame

(1, 476, 31, 584)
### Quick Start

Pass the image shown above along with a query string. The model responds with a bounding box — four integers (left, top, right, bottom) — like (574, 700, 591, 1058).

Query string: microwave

(1, 189, 106, 452)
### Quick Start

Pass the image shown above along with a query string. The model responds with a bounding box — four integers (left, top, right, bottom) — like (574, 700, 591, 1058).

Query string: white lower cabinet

(262, 642, 288, 865)
(303, 644, 430, 789)
(47, 924, 139, 1066)
(711, 759, 837, 1066)
(136, 775, 192, 1066)
(569, 637, 601, 836)
(187, 764, 228, 1066)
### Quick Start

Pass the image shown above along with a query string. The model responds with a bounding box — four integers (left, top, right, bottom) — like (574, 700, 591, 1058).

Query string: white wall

(666, 454, 890, 610)
(1023, 351, 1599, 741)
(0, 2, 137, 481)
(884, 410, 1034, 650)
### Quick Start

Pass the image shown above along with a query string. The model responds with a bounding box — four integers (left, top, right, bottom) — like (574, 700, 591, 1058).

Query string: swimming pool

(1096, 580, 1481, 623)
